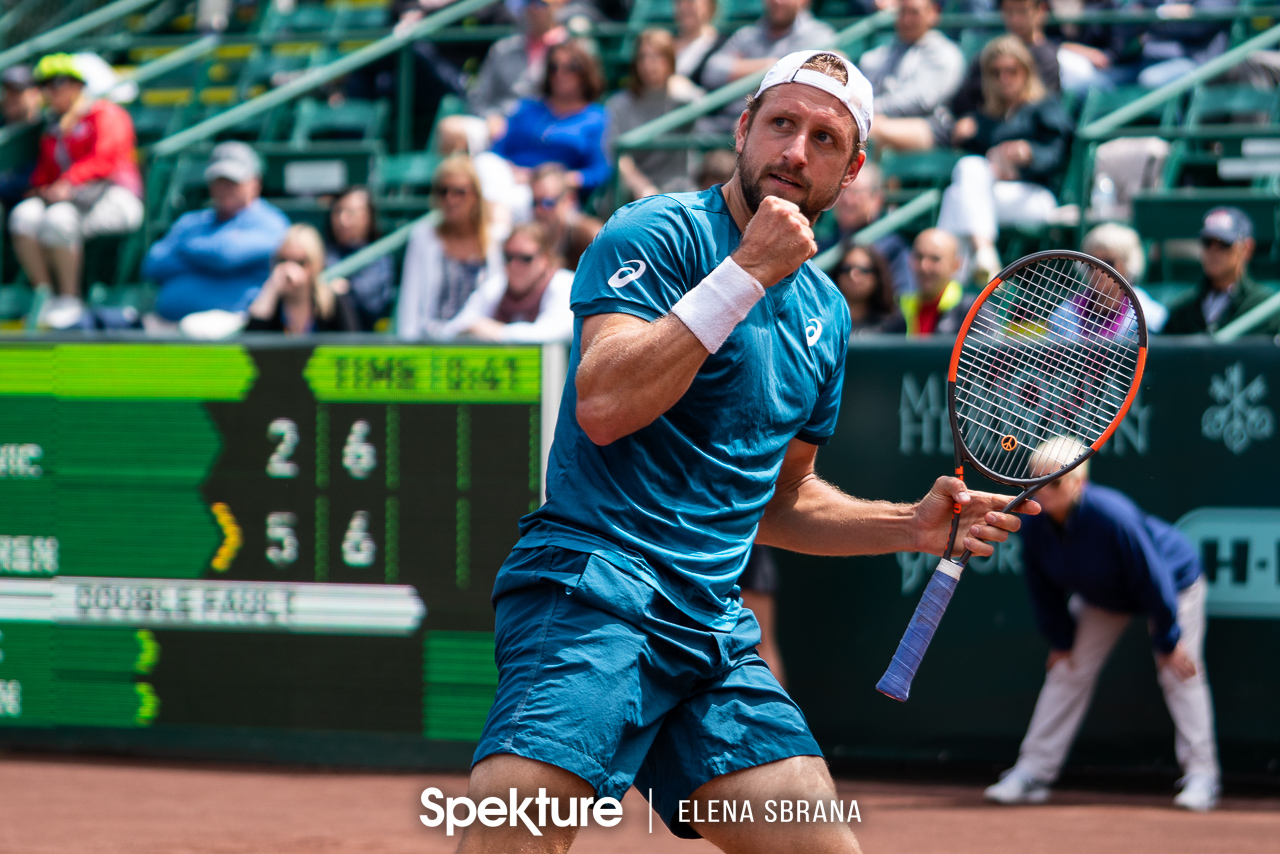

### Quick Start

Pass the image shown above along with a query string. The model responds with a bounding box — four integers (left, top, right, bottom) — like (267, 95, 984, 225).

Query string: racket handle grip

(876, 561, 962, 702)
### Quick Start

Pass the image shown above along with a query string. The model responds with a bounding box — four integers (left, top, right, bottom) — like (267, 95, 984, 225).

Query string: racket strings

(954, 255, 1143, 480)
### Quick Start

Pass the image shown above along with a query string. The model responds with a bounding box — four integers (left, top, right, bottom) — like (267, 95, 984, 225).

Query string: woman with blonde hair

(937, 34, 1073, 283)
(396, 154, 505, 339)
(246, 224, 359, 334)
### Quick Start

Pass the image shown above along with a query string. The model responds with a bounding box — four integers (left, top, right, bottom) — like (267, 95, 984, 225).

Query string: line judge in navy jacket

(984, 437, 1221, 812)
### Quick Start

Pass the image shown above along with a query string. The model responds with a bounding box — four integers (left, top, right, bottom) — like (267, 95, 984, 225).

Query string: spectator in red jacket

(9, 54, 144, 329)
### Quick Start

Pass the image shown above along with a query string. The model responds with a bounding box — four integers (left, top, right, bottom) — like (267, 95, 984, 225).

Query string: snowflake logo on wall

(1202, 362, 1274, 454)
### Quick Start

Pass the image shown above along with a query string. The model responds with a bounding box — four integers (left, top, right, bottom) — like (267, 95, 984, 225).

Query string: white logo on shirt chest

(608, 259, 647, 288)
(805, 318, 823, 346)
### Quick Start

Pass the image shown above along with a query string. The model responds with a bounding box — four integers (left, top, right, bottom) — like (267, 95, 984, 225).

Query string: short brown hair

(541, 40, 605, 103)
(743, 52, 864, 156)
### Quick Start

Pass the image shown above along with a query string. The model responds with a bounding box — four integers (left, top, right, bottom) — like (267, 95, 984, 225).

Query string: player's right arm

(576, 197, 815, 445)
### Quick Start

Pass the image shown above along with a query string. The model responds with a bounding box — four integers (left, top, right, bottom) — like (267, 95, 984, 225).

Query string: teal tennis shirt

(512, 187, 851, 629)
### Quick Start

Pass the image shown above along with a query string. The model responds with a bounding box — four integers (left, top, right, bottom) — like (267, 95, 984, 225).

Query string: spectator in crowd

(834, 243, 900, 334)
(466, 0, 568, 137)
(440, 221, 574, 343)
(937, 36, 1073, 284)
(324, 187, 395, 331)
(883, 228, 975, 336)
(1052, 0, 1130, 95)
(700, 0, 836, 130)
(674, 0, 727, 88)
(606, 29, 699, 203)
(9, 54, 144, 330)
(863, 0, 966, 152)
(985, 438, 1219, 812)
(1118, 0, 1236, 90)
(143, 142, 290, 322)
(491, 39, 610, 199)
(818, 162, 914, 295)
(1, 65, 41, 126)
(0, 66, 41, 211)
(1080, 222, 1168, 333)
(1164, 207, 1279, 335)
(696, 147, 738, 190)
(246, 224, 360, 334)
(950, 0, 1060, 121)
(436, 113, 530, 229)
(396, 154, 504, 339)
(529, 163, 602, 271)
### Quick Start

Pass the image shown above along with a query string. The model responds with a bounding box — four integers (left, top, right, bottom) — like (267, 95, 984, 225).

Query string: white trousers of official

(1013, 576, 1219, 783)
(937, 155, 1059, 243)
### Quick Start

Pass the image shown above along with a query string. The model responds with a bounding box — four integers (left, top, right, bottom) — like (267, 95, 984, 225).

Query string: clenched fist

(731, 196, 816, 288)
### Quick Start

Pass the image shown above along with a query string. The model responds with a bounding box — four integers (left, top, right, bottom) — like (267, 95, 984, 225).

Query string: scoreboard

(0, 341, 556, 760)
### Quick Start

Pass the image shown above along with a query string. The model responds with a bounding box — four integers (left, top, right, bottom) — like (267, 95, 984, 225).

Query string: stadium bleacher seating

(1, 0, 1278, 334)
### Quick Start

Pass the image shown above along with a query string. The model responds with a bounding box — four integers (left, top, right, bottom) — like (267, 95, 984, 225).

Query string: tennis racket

(876, 250, 1148, 702)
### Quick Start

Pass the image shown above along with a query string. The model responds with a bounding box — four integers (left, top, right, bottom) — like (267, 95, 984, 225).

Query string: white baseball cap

(754, 50, 874, 142)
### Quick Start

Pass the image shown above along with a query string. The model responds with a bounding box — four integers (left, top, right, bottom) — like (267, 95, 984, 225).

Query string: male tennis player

(458, 50, 1034, 854)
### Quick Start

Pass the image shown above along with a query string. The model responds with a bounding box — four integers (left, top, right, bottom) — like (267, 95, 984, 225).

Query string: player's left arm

(755, 439, 1035, 558)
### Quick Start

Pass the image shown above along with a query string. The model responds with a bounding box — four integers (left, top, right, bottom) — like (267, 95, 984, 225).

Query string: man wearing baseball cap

(142, 141, 289, 322)
(452, 50, 1031, 854)
(9, 53, 143, 329)
(1164, 206, 1277, 335)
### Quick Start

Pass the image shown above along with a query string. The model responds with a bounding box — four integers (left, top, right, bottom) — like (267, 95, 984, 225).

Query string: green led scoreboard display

(0, 341, 548, 761)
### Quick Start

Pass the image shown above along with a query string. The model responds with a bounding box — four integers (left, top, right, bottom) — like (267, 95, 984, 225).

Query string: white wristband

(670, 257, 765, 354)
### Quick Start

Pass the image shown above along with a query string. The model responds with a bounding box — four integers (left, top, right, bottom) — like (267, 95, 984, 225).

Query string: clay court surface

(1, 755, 1278, 854)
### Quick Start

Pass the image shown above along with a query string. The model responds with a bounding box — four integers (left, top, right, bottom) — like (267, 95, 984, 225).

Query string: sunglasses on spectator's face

(1200, 237, 1233, 251)
(505, 251, 538, 265)
(433, 184, 471, 198)
(838, 263, 875, 276)
(277, 255, 309, 265)
(533, 195, 562, 210)
(549, 61, 582, 75)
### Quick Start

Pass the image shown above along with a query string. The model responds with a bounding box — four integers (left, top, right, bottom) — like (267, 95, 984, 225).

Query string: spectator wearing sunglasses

(440, 221, 573, 343)
(396, 155, 506, 340)
(1164, 207, 1278, 336)
(491, 39, 611, 200)
(529, 163, 602, 271)
(833, 243, 900, 335)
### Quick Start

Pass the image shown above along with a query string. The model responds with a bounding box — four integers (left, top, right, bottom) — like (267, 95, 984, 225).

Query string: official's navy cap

(1201, 207, 1253, 244)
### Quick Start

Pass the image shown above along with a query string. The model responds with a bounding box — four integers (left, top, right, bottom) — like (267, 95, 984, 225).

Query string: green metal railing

(320, 211, 434, 285)
(1215, 291, 1280, 341)
(149, 0, 500, 159)
(811, 189, 941, 272)
(0, 0, 162, 71)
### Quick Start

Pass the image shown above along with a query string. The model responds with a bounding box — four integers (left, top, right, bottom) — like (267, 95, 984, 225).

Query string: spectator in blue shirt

(491, 39, 610, 200)
(143, 142, 290, 322)
(985, 437, 1220, 812)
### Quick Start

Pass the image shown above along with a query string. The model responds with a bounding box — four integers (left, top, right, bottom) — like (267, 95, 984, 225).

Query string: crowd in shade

(1, 0, 1275, 340)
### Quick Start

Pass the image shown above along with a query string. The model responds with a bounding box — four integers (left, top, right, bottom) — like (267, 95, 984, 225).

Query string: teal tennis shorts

(473, 546, 821, 838)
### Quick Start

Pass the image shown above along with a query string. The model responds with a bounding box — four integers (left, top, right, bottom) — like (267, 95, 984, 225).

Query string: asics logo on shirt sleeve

(805, 318, 823, 346)
(607, 259, 647, 288)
